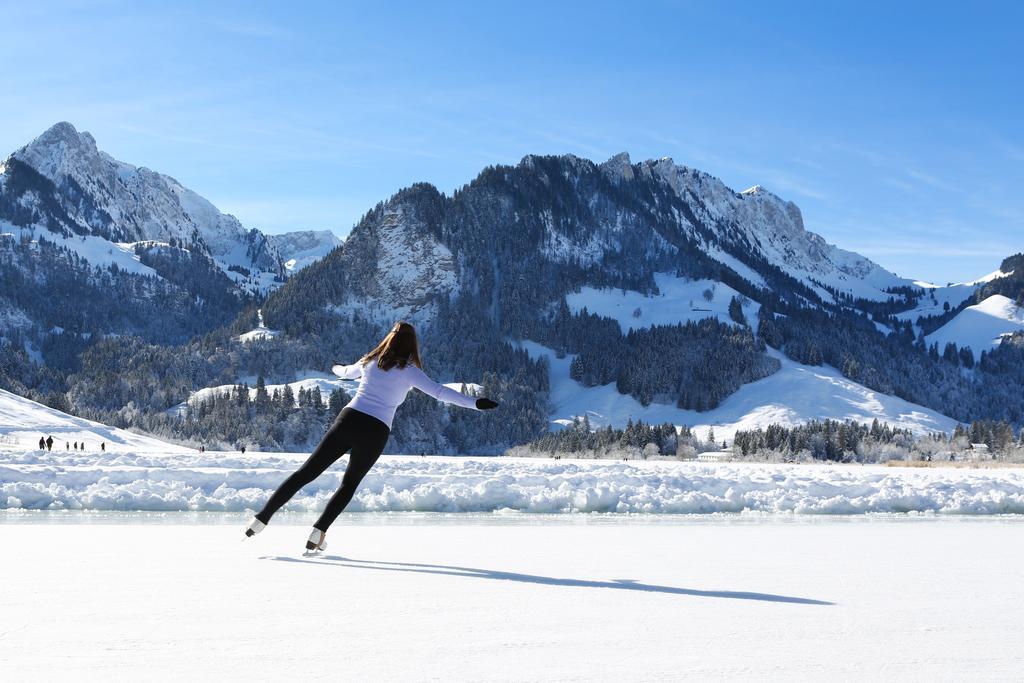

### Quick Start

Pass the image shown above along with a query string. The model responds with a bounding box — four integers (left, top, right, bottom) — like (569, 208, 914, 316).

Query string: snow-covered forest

(513, 416, 1024, 463)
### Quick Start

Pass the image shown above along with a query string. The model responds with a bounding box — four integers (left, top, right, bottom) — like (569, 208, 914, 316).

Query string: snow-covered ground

(895, 269, 1013, 325)
(514, 341, 957, 439)
(897, 282, 980, 323)
(237, 308, 282, 343)
(267, 229, 341, 271)
(2, 516, 1021, 679)
(1, 221, 161, 277)
(5, 447, 1024, 514)
(166, 372, 351, 417)
(565, 273, 759, 332)
(0, 388, 1001, 516)
(4, 382, 1022, 679)
(0, 388, 190, 454)
(926, 294, 1024, 360)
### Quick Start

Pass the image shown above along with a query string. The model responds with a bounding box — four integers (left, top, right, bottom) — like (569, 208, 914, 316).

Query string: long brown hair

(359, 321, 422, 371)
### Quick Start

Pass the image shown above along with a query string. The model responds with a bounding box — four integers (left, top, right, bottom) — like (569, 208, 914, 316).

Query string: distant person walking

(101, 442, 105, 452)
(74, 441, 78, 450)
(245, 321, 498, 553)
(45, 436, 53, 451)
(39, 436, 45, 450)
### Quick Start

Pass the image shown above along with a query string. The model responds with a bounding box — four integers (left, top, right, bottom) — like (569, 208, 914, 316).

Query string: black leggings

(256, 408, 390, 531)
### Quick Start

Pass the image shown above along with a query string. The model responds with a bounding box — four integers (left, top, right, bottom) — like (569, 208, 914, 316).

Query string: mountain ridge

(2, 123, 1022, 454)
(0, 122, 344, 356)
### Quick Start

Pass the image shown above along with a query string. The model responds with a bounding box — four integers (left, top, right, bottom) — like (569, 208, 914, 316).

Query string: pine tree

(728, 296, 746, 326)
(254, 375, 270, 411)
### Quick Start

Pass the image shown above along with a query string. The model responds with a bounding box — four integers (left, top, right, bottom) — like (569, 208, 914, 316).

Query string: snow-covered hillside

(4, 122, 284, 292)
(267, 230, 341, 271)
(514, 341, 957, 440)
(895, 270, 1014, 325)
(609, 155, 912, 302)
(566, 273, 759, 332)
(0, 221, 161, 277)
(0, 388, 188, 453)
(926, 294, 1024, 360)
(1, 123, 340, 298)
(237, 309, 282, 343)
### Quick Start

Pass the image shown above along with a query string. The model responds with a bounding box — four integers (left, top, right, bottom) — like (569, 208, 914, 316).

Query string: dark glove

(476, 398, 498, 410)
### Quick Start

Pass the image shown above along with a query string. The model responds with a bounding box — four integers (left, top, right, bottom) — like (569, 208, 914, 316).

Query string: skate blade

(303, 539, 326, 557)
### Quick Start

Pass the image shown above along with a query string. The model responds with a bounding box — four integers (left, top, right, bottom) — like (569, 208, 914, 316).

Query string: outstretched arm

(407, 367, 484, 410)
(331, 362, 364, 380)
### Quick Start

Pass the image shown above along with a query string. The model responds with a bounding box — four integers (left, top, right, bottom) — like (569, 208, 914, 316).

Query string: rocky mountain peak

(599, 152, 634, 182)
(13, 121, 103, 183)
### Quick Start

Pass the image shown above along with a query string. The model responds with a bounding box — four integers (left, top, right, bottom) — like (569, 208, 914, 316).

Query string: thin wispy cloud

(904, 168, 959, 193)
(881, 177, 917, 193)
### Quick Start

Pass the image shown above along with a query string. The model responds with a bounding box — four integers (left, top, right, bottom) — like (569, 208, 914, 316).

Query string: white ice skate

(243, 518, 266, 539)
(303, 529, 327, 556)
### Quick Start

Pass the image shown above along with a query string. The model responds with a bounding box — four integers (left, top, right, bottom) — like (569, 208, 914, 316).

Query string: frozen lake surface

(2, 514, 1022, 680)
(5, 447, 1024, 679)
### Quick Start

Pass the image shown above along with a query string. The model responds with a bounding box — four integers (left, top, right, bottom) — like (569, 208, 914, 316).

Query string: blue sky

(1, 1, 1021, 284)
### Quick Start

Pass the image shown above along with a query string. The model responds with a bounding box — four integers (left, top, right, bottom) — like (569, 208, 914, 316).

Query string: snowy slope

(166, 373, 355, 417)
(615, 155, 912, 301)
(267, 230, 341, 271)
(2, 122, 285, 292)
(566, 273, 760, 332)
(237, 309, 282, 343)
(0, 388, 188, 453)
(1, 221, 161, 277)
(896, 283, 980, 322)
(926, 294, 1024, 360)
(514, 341, 957, 440)
(237, 326, 282, 343)
(895, 270, 1014, 325)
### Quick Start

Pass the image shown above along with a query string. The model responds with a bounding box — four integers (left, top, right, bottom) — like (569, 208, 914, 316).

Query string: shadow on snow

(262, 555, 834, 606)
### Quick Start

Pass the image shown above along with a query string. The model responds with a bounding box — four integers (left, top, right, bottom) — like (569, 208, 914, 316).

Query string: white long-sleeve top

(331, 361, 480, 429)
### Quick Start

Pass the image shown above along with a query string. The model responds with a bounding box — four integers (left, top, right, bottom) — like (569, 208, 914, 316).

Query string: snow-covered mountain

(267, 230, 341, 272)
(1, 122, 287, 291)
(0, 123, 343, 351)
(265, 153, 911, 334)
(248, 152, 1024, 451)
(4, 135, 1021, 453)
(606, 155, 910, 302)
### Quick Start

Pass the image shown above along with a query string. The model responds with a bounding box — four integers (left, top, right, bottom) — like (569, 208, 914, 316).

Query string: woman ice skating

(244, 321, 498, 553)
